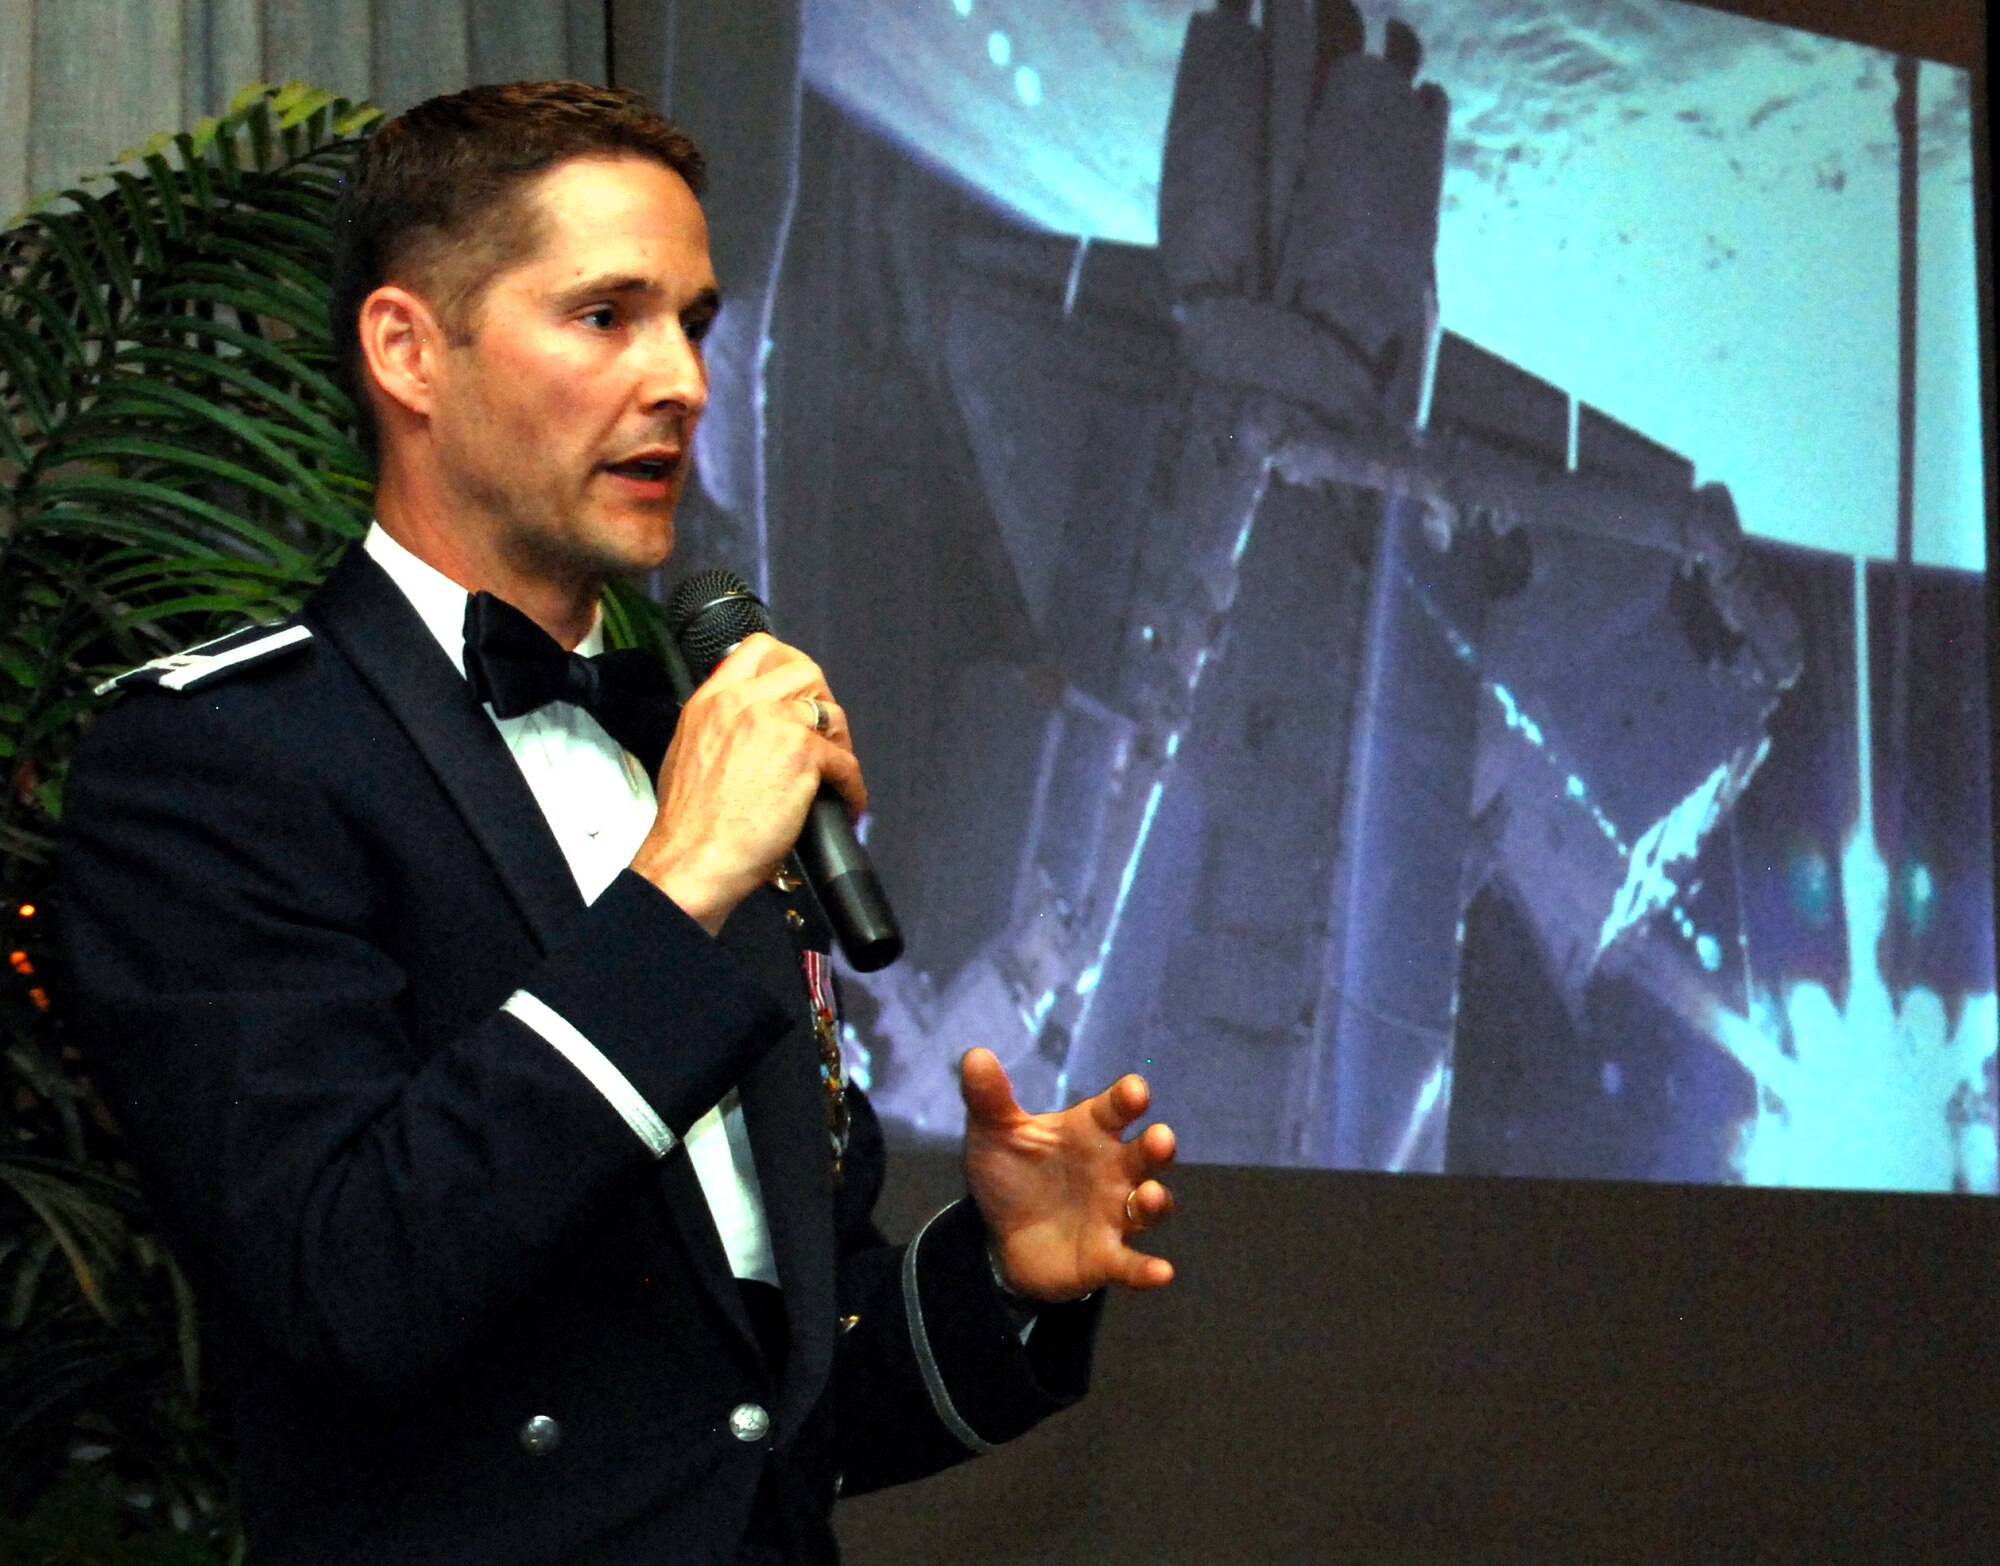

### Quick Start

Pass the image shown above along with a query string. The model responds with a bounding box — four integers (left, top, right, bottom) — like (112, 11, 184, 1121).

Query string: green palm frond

(1, 82, 382, 876)
(601, 576, 683, 672)
(2, 82, 382, 1550)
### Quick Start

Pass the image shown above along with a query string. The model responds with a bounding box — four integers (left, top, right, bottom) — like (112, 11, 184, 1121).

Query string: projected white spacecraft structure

(664, 0, 1992, 1185)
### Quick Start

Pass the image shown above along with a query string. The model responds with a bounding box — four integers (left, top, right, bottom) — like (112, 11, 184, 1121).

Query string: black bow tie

(462, 592, 668, 757)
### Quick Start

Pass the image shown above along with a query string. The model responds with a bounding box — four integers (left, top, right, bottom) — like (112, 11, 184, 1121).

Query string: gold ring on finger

(1124, 1187, 1144, 1226)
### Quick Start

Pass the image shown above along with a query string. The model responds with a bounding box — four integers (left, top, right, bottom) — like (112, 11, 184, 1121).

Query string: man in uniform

(59, 81, 1175, 1566)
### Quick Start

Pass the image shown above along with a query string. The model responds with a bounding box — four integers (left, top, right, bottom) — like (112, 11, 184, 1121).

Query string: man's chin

(604, 535, 676, 577)
(580, 512, 679, 579)
(508, 526, 675, 595)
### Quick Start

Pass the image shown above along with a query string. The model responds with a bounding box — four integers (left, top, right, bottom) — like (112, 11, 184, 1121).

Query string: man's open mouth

(606, 455, 678, 481)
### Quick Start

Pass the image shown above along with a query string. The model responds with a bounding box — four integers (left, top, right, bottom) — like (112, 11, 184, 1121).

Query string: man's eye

(684, 314, 715, 346)
(581, 305, 617, 330)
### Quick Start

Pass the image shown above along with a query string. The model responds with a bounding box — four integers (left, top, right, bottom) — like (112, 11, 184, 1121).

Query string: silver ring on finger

(801, 696, 830, 735)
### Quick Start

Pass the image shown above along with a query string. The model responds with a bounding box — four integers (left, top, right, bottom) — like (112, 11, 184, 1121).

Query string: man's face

(424, 155, 719, 583)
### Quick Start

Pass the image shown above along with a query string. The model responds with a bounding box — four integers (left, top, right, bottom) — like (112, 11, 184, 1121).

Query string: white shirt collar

(362, 521, 605, 682)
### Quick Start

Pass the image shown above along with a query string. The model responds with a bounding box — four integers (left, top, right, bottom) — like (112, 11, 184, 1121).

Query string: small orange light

(28, 986, 49, 1010)
(17, 904, 35, 919)
(8, 950, 32, 975)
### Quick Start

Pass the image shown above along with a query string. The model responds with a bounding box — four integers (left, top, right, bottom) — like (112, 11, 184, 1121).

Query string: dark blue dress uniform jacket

(58, 547, 1100, 1565)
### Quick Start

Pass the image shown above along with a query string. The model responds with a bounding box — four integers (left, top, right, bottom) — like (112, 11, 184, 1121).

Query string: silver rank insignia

(95, 623, 313, 697)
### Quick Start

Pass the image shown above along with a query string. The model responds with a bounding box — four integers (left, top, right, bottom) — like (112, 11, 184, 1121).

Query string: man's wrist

(985, 1240, 1042, 1333)
(629, 847, 737, 936)
(983, 1242, 1098, 1310)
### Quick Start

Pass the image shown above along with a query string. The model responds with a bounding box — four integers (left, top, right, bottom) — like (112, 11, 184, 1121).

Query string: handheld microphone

(663, 570, 904, 973)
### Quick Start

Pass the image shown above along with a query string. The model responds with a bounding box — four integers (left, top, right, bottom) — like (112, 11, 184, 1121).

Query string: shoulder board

(94, 622, 314, 697)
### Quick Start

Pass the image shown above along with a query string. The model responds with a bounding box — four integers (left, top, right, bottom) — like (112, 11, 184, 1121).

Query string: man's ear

(357, 284, 448, 426)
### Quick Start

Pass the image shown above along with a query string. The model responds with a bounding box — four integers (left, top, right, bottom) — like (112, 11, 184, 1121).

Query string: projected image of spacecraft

(672, 0, 1996, 1191)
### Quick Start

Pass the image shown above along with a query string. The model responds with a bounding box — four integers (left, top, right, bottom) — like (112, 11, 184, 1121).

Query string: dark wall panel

(838, 1154, 2000, 1565)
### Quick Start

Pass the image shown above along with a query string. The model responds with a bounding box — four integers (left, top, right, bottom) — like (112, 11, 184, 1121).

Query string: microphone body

(664, 570, 905, 972)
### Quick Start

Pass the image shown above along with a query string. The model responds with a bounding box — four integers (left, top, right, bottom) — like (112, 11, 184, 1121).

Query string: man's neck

(373, 490, 598, 650)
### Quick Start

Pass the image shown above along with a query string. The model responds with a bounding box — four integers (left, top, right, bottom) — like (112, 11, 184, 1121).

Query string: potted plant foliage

(1, 82, 385, 1562)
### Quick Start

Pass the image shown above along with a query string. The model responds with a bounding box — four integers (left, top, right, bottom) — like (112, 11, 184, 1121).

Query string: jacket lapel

(308, 547, 811, 1381)
(722, 891, 838, 1432)
(307, 549, 584, 953)
(569, 658, 766, 1355)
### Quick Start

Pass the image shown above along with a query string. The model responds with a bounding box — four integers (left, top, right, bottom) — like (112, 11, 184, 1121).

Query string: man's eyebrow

(557, 276, 724, 315)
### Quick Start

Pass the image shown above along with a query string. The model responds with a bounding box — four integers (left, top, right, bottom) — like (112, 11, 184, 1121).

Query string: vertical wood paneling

(0, 0, 36, 217)
(29, 0, 182, 198)
(262, 0, 372, 101)
(564, 0, 606, 83)
(661, 1, 800, 298)
(195, 0, 266, 115)
(608, 0, 668, 109)
(469, 0, 565, 85)
(181, 0, 212, 124)
(372, 0, 469, 115)
(8, 1, 614, 220)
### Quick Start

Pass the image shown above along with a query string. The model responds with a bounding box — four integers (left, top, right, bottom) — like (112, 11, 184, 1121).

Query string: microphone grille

(664, 568, 773, 680)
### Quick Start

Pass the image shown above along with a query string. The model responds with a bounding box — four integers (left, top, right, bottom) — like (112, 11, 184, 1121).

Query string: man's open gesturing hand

(960, 1047, 1176, 1304)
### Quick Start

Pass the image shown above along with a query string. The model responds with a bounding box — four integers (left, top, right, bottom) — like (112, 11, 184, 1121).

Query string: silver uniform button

(729, 1402, 771, 1443)
(519, 1414, 562, 1456)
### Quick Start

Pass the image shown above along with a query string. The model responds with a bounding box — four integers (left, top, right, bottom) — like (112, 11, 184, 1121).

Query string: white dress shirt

(363, 523, 778, 1285)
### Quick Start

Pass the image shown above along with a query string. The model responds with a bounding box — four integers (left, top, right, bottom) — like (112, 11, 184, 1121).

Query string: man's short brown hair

(330, 80, 706, 465)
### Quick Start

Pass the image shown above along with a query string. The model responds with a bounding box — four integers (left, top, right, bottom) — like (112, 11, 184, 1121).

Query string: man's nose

(641, 319, 709, 418)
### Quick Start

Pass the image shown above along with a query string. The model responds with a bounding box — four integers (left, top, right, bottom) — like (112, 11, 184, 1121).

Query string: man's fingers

(959, 1047, 1025, 1130)
(717, 632, 830, 691)
(1088, 1072, 1150, 1135)
(1111, 1246, 1176, 1291)
(1121, 1124, 1174, 1190)
(792, 694, 848, 744)
(1130, 1120, 1176, 1172)
(709, 637, 853, 736)
(816, 741, 868, 818)
(1122, 1177, 1174, 1229)
(704, 631, 788, 683)
(730, 644, 833, 705)
(1113, 1176, 1176, 1288)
